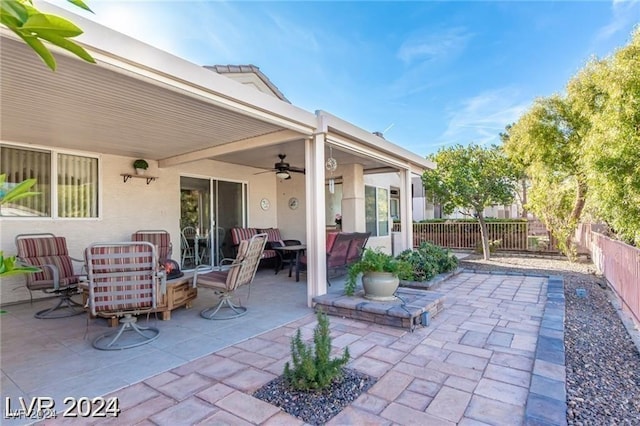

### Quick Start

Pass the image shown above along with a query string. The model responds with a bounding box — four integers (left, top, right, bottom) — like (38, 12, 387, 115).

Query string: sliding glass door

(180, 177, 246, 269)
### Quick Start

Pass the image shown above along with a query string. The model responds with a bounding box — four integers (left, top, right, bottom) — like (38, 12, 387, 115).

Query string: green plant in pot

(133, 159, 149, 175)
(345, 248, 412, 300)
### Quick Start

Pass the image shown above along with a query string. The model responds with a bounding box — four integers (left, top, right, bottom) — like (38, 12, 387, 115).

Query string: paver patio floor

(17, 271, 567, 425)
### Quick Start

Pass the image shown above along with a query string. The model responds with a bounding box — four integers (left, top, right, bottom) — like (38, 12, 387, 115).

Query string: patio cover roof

(0, 3, 434, 174)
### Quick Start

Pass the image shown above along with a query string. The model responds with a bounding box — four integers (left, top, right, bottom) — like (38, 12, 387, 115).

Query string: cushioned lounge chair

(15, 233, 85, 319)
(85, 241, 166, 350)
(192, 233, 267, 320)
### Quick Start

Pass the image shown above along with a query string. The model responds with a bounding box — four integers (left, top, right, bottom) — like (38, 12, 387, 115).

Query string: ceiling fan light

(276, 170, 290, 179)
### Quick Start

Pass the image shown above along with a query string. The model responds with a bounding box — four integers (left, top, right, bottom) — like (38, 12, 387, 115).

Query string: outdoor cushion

(16, 236, 79, 290)
(231, 227, 277, 259)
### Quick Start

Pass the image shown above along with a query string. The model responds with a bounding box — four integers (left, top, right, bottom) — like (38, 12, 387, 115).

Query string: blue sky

(55, 1, 639, 157)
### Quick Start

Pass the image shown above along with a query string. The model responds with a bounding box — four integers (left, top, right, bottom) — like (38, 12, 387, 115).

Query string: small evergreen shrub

(283, 311, 350, 391)
(396, 242, 459, 282)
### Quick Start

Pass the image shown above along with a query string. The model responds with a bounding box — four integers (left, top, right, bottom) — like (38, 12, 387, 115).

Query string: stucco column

(340, 163, 365, 232)
(305, 134, 327, 306)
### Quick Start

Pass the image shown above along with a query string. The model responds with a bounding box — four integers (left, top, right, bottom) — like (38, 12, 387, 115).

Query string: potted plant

(133, 159, 149, 175)
(345, 248, 412, 300)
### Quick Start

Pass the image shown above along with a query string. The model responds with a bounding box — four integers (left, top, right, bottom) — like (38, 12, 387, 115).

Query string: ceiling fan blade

(289, 166, 305, 174)
(253, 169, 276, 175)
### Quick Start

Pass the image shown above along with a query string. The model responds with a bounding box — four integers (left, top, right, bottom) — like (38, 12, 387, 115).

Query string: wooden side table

(82, 273, 197, 326)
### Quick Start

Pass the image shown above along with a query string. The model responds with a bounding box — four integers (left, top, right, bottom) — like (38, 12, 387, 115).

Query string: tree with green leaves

(0, 174, 41, 277)
(422, 144, 519, 260)
(499, 124, 529, 218)
(503, 94, 590, 258)
(577, 29, 640, 247)
(1, 0, 95, 70)
(505, 27, 640, 254)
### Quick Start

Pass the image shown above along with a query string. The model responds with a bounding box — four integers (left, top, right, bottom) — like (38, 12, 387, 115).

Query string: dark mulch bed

(253, 368, 377, 425)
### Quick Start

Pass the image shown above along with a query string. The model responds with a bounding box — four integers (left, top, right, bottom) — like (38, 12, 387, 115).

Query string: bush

(345, 248, 413, 296)
(396, 242, 459, 282)
(283, 311, 350, 391)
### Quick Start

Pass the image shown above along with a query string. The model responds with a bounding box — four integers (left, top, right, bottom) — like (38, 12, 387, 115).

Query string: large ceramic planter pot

(362, 272, 399, 301)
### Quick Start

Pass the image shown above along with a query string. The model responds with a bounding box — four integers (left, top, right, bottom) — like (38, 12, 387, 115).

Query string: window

(365, 185, 389, 237)
(1, 145, 99, 218)
(390, 187, 400, 220)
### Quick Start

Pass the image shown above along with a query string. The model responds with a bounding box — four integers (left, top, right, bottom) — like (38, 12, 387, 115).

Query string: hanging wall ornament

(325, 146, 338, 194)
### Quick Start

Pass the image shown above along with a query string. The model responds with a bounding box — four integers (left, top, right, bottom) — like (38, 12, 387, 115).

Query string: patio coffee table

(82, 273, 197, 326)
(273, 244, 306, 282)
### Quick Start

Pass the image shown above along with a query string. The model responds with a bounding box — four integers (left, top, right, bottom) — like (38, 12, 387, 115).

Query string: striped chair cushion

(258, 228, 283, 243)
(231, 228, 276, 259)
(16, 236, 78, 288)
(132, 231, 172, 260)
(261, 249, 277, 259)
(230, 228, 257, 245)
(87, 243, 156, 314)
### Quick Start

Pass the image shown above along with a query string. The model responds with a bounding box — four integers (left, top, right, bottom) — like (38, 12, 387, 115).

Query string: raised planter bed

(399, 267, 464, 290)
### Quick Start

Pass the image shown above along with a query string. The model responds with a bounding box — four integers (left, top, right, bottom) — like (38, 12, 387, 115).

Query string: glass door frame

(180, 174, 248, 269)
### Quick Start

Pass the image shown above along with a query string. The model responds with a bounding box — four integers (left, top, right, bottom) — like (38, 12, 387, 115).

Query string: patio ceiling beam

(325, 134, 411, 172)
(158, 129, 304, 167)
(363, 167, 400, 175)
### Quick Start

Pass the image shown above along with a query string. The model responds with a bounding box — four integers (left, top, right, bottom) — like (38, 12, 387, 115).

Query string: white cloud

(436, 88, 529, 148)
(595, 0, 640, 41)
(397, 27, 473, 65)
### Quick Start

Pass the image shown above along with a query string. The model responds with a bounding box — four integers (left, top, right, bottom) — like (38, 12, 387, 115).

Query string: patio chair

(192, 233, 267, 320)
(15, 233, 85, 319)
(85, 241, 166, 350)
(131, 230, 172, 261)
(299, 231, 370, 286)
(180, 226, 197, 267)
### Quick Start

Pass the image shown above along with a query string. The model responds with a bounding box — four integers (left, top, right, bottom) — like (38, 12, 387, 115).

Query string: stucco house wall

(0, 148, 280, 305)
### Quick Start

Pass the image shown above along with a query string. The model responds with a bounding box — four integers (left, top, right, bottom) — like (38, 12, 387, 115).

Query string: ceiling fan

(255, 154, 305, 180)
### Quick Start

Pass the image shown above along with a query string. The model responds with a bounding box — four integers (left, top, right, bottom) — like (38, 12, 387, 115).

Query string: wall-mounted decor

(133, 159, 149, 175)
(288, 197, 299, 210)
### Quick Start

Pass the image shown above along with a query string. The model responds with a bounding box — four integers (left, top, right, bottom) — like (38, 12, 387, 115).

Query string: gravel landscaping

(253, 368, 376, 425)
(460, 253, 640, 425)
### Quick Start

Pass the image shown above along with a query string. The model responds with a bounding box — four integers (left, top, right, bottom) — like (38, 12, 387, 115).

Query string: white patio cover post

(305, 133, 327, 306)
(399, 168, 414, 252)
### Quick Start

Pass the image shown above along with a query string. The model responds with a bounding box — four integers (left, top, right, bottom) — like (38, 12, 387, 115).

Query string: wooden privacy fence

(392, 221, 559, 253)
(576, 223, 640, 328)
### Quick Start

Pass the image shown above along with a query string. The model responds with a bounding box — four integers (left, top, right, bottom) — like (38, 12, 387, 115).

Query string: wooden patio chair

(85, 241, 166, 350)
(192, 233, 267, 320)
(15, 233, 85, 319)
